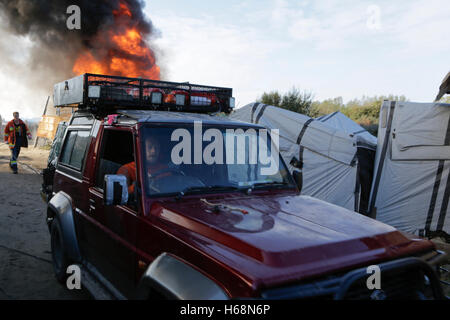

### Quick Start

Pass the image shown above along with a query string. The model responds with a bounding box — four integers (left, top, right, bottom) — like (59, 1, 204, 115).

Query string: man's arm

(24, 122, 32, 140)
(117, 163, 135, 194)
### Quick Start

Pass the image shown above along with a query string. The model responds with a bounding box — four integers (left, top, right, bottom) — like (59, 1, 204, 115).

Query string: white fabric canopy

(317, 111, 377, 149)
(230, 103, 361, 211)
(369, 101, 450, 236)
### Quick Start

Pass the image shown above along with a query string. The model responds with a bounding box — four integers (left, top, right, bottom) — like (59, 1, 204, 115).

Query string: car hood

(150, 192, 435, 288)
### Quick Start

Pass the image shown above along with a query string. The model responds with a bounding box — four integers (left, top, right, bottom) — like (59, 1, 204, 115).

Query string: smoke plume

(0, 0, 161, 114)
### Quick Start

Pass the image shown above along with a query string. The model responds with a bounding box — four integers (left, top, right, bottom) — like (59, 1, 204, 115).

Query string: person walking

(3, 112, 32, 174)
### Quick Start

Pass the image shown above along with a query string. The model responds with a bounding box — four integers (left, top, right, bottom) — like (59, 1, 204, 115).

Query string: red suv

(42, 74, 447, 299)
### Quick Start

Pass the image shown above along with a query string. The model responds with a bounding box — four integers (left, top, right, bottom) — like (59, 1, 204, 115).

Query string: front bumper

(261, 252, 447, 300)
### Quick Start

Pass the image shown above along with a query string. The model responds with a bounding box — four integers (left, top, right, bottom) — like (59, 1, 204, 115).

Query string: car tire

(50, 218, 71, 284)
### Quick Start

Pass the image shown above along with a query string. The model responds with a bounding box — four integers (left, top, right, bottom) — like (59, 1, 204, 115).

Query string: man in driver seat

(117, 136, 167, 194)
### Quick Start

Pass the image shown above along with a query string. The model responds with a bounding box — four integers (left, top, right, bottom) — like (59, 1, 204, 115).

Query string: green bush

(257, 90, 408, 136)
(258, 87, 314, 116)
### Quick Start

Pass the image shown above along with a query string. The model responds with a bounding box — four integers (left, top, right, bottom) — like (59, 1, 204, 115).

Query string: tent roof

(230, 103, 358, 165)
(316, 111, 377, 149)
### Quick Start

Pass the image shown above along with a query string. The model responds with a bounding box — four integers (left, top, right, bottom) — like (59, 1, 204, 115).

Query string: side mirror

(292, 170, 303, 193)
(104, 174, 129, 206)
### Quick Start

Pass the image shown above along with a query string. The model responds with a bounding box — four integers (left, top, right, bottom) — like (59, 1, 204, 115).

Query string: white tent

(317, 111, 377, 148)
(317, 111, 377, 213)
(230, 103, 373, 213)
(369, 100, 450, 238)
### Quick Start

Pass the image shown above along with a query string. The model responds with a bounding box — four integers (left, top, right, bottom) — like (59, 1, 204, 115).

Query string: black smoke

(0, 0, 160, 110)
(0, 0, 156, 50)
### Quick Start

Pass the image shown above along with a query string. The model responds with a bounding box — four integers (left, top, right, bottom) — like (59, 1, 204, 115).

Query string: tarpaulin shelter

(317, 111, 377, 213)
(316, 111, 377, 147)
(230, 103, 376, 213)
(369, 100, 450, 238)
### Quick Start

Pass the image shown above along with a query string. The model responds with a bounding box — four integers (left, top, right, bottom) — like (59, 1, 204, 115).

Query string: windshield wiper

(248, 181, 290, 190)
(177, 185, 243, 199)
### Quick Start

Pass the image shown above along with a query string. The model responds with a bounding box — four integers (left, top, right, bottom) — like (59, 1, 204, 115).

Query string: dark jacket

(4, 119, 31, 149)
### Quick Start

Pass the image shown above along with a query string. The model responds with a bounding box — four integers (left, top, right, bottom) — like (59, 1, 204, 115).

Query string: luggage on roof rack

(53, 73, 235, 115)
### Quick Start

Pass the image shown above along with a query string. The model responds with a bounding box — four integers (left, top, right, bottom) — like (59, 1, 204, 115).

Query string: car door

(84, 128, 139, 297)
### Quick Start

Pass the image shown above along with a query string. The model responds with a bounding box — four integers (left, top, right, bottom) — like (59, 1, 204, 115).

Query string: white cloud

(150, 13, 289, 106)
(288, 18, 322, 41)
(283, 2, 374, 49)
(385, 0, 450, 52)
(146, 0, 450, 105)
(270, 0, 305, 27)
(281, 0, 450, 53)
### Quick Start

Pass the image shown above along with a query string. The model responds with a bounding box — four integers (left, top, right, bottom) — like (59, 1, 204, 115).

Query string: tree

(341, 95, 407, 127)
(259, 91, 281, 107)
(256, 89, 410, 137)
(258, 87, 314, 116)
(440, 96, 450, 103)
(309, 97, 344, 118)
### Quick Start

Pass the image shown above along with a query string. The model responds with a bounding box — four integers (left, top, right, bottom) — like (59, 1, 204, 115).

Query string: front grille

(344, 267, 427, 300)
(261, 257, 444, 300)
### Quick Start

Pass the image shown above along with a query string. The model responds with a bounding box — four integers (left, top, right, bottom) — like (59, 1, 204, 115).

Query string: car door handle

(89, 199, 96, 212)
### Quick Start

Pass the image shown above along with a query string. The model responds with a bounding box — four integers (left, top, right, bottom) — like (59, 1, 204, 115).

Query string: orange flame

(114, 3, 132, 17)
(73, 1, 160, 79)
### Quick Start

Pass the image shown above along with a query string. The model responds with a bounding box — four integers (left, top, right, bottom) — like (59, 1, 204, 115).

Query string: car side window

(71, 116, 94, 126)
(59, 130, 90, 171)
(60, 131, 77, 165)
(95, 129, 135, 190)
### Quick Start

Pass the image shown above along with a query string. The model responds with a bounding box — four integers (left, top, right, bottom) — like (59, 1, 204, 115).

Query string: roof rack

(53, 73, 235, 116)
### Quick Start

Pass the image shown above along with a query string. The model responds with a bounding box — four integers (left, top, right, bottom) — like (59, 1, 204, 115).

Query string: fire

(73, 1, 160, 80)
(114, 3, 132, 17)
(112, 29, 148, 57)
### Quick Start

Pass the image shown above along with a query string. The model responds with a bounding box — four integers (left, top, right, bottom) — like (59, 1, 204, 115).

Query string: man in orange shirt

(117, 135, 165, 195)
(117, 161, 137, 194)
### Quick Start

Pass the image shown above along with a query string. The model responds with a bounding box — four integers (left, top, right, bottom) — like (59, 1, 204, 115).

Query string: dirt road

(0, 144, 89, 299)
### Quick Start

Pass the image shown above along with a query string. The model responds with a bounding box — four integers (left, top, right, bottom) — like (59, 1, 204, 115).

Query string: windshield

(141, 124, 295, 197)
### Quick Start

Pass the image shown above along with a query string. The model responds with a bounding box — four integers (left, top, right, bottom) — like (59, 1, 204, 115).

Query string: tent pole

(34, 95, 50, 148)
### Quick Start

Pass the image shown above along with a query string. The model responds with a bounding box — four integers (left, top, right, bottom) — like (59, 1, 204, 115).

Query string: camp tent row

(230, 101, 449, 238)
(230, 103, 377, 215)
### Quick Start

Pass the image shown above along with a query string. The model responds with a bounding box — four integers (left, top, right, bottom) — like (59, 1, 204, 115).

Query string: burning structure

(0, 0, 160, 87)
(71, 1, 160, 79)
(0, 0, 161, 140)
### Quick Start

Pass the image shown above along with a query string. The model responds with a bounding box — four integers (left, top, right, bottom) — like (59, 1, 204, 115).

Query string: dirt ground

(0, 144, 90, 299)
(0, 143, 448, 299)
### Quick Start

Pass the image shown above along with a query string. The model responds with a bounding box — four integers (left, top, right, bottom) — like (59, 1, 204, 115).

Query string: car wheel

(50, 218, 70, 284)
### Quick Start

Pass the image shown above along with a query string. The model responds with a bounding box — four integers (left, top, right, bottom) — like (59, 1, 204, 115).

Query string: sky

(0, 0, 449, 119)
(146, 0, 450, 108)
